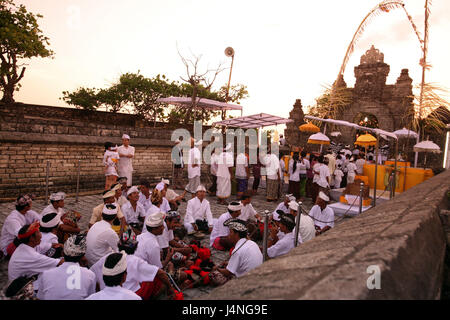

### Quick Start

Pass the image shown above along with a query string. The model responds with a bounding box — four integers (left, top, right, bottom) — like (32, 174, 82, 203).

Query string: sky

(12, 0, 450, 131)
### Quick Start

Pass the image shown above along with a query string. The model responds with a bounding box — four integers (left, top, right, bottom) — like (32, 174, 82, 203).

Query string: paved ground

(0, 179, 318, 299)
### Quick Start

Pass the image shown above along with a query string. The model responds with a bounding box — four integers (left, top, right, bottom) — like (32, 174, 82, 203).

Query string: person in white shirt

(172, 139, 185, 190)
(155, 182, 171, 213)
(272, 194, 294, 222)
(216, 144, 234, 205)
(138, 179, 153, 212)
(163, 211, 192, 256)
(121, 186, 146, 234)
(36, 233, 96, 300)
(110, 183, 127, 208)
(135, 212, 174, 269)
(185, 138, 202, 197)
(85, 252, 141, 300)
(309, 192, 335, 236)
(355, 154, 366, 176)
(298, 151, 310, 200)
(235, 151, 250, 200)
(214, 219, 263, 279)
(8, 222, 63, 286)
(286, 201, 316, 243)
(183, 185, 214, 234)
(333, 164, 344, 189)
(91, 237, 176, 300)
(117, 134, 135, 187)
(35, 212, 63, 257)
(238, 191, 262, 223)
(262, 145, 281, 202)
(208, 148, 220, 196)
(210, 202, 242, 250)
(85, 204, 120, 267)
(267, 213, 301, 258)
(346, 157, 358, 184)
(288, 152, 302, 200)
(312, 155, 330, 203)
(41, 192, 66, 217)
(103, 142, 120, 190)
(1, 194, 40, 258)
(162, 179, 186, 211)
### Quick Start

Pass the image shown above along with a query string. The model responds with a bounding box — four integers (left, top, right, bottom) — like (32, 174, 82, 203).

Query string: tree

(119, 72, 179, 127)
(96, 84, 129, 113)
(218, 84, 249, 104)
(61, 87, 99, 110)
(0, 0, 53, 103)
(178, 49, 226, 124)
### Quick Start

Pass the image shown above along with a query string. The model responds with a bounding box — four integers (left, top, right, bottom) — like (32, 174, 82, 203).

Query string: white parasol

(393, 128, 419, 139)
(413, 140, 441, 153)
(330, 131, 342, 137)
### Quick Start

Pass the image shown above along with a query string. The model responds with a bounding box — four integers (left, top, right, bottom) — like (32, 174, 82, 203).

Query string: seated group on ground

(0, 173, 336, 300)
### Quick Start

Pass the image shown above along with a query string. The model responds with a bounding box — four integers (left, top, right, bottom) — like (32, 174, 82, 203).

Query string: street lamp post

(223, 47, 235, 120)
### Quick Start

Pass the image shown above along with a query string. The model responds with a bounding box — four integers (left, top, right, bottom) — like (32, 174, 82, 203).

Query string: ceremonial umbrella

(393, 128, 418, 191)
(413, 140, 441, 167)
(299, 122, 320, 133)
(307, 132, 330, 152)
(393, 128, 419, 139)
(354, 133, 377, 164)
(330, 131, 342, 137)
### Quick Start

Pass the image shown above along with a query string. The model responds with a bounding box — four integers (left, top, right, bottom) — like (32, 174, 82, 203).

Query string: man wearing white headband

(41, 192, 66, 217)
(185, 138, 202, 198)
(135, 212, 174, 269)
(308, 191, 334, 235)
(35, 212, 63, 258)
(0, 194, 40, 258)
(216, 143, 234, 205)
(85, 204, 120, 267)
(184, 185, 213, 234)
(209, 201, 242, 250)
(117, 134, 135, 187)
(37, 234, 96, 300)
(272, 194, 294, 222)
(86, 252, 141, 300)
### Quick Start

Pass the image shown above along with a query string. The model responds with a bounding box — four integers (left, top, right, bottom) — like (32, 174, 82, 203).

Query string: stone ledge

(0, 131, 175, 146)
(202, 169, 450, 300)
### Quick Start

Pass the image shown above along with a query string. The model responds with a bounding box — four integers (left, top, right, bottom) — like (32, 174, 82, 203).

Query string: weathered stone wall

(202, 169, 450, 300)
(0, 103, 210, 200)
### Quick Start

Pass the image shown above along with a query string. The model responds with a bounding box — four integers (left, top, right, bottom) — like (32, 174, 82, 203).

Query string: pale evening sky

(13, 0, 450, 130)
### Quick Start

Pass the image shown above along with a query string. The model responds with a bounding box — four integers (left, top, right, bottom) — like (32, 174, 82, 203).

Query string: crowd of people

(0, 134, 374, 300)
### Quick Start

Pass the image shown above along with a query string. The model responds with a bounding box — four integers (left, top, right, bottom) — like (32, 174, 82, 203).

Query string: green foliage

(61, 87, 99, 111)
(217, 84, 249, 104)
(0, 0, 53, 102)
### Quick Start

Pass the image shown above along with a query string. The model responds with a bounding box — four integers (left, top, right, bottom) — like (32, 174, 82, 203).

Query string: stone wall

(0, 103, 210, 200)
(202, 169, 450, 300)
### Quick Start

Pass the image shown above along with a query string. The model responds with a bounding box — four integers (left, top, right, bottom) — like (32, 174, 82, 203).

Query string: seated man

(85, 252, 141, 300)
(111, 183, 127, 208)
(89, 189, 126, 237)
(8, 222, 64, 287)
(135, 212, 174, 269)
(183, 185, 213, 234)
(91, 237, 176, 300)
(36, 233, 96, 300)
(272, 194, 295, 222)
(209, 202, 242, 251)
(85, 204, 120, 267)
(162, 211, 192, 256)
(35, 212, 64, 258)
(121, 186, 146, 234)
(284, 200, 316, 242)
(41, 192, 66, 216)
(159, 178, 186, 211)
(117, 177, 129, 202)
(1, 195, 40, 258)
(138, 179, 153, 212)
(267, 214, 301, 259)
(238, 191, 262, 223)
(308, 191, 334, 236)
(213, 219, 263, 279)
(155, 182, 171, 214)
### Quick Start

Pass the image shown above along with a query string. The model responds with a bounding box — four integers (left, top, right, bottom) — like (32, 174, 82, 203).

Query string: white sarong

(216, 177, 231, 199)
